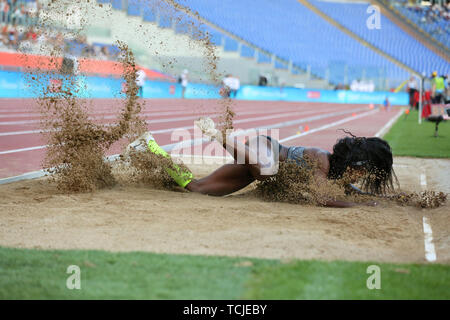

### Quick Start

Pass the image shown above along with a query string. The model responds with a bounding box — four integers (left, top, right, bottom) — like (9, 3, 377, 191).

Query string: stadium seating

(310, 0, 449, 77)
(172, 0, 411, 85)
(393, 3, 450, 50)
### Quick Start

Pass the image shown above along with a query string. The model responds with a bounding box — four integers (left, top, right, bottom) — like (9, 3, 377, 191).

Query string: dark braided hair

(327, 131, 398, 194)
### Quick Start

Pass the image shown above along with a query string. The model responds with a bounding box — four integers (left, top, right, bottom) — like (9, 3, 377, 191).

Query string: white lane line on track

(0, 106, 376, 183)
(0, 108, 313, 136)
(423, 216, 437, 262)
(0, 109, 330, 136)
(0, 169, 49, 185)
(0, 145, 47, 155)
(149, 107, 362, 135)
(405, 165, 446, 275)
(0, 105, 342, 128)
(0, 129, 43, 136)
(0, 105, 367, 140)
(374, 108, 405, 138)
(0, 140, 208, 184)
(420, 173, 427, 188)
(279, 109, 379, 143)
(0, 106, 303, 119)
(0, 106, 371, 154)
(0, 102, 354, 126)
(418, 171, 436, 262)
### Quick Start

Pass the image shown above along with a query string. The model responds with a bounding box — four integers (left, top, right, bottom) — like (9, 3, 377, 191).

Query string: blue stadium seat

(275, 60, 288, 70)
(111, 0, 122, 10)
(397, 5, 449, 49)
(240, 45, 255, 58)
(159, 11, 173, 28)
(127, 0, 141, 16)
(310, 0, 449, 77)
(173, 0, 413, 84)
(257, 51, 272, 64)
(223, 36, 238, 51)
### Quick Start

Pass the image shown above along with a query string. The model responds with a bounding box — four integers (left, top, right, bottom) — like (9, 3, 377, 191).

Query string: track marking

(420, 173, 427, 188)
(0, 140, 209, 184)
(0, 107, 370, 154)
(422, 216, 437, 262)
(0, 129, 42, 136)
(279, 109, 379, 143)
(0, 145, 47, 155)
(0, 169, 49, 185)
(374, 108, 404, 138)
(0, 106, 309, 118)
(418, 171, 436, 262)
(0, 105, 353, 135)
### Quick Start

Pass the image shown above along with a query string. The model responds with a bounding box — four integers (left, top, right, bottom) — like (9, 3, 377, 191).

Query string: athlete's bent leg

(186, 164, 255, 196)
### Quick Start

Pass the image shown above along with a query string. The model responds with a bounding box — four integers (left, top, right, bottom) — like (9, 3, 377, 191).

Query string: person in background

(0, 0, 7, 24)
(136, 68, 146, 98)
(230, 75, 240, 98)
(383, 96, 391, 112)
(407, 75, 418, 109)
(0, 29, 7, 49)
(222, 74, 233, 98)
(10, 2, 22, 25)
(444, 74, 450, 104)
(180, 69, 189, 99)
(431, 71, 445, 104)
(26, 0, 39, 24)
(99, 46, 109, 60)
(350, 79, 361, 91)
(8, 26, 17, 49)
(0, 0, 10, 23)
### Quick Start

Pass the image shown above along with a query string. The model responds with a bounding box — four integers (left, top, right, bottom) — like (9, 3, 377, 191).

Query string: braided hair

(327, 131, 397, 194)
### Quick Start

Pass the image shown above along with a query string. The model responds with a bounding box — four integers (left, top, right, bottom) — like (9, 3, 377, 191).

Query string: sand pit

(0, 156, 449, 264)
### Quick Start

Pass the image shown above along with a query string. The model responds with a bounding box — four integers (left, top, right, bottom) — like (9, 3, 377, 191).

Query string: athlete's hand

(195, 117, 220, 140)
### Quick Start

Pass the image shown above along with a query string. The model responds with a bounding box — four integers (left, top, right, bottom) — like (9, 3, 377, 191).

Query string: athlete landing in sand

(125, 117, 397, 208)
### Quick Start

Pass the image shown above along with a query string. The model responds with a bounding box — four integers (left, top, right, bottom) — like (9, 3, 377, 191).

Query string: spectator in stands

(407, 75, 419, 109)
(26, 27, 37, 42)
(0, 0, 9, 24)
(14, 4, 26, 25)
(0, 29, 7, 49)
(180, 69, 189, 99)
(26, 0, 39, 22)
(10, 0, 19, 25)
(431, 71, 445, 104)
(7, 25, 17, 49)
(100, 46, 109, 60)
(136, 68, 146, 98)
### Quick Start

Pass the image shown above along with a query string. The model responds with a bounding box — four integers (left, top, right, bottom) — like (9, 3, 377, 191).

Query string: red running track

(0, 98, 401, 179)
